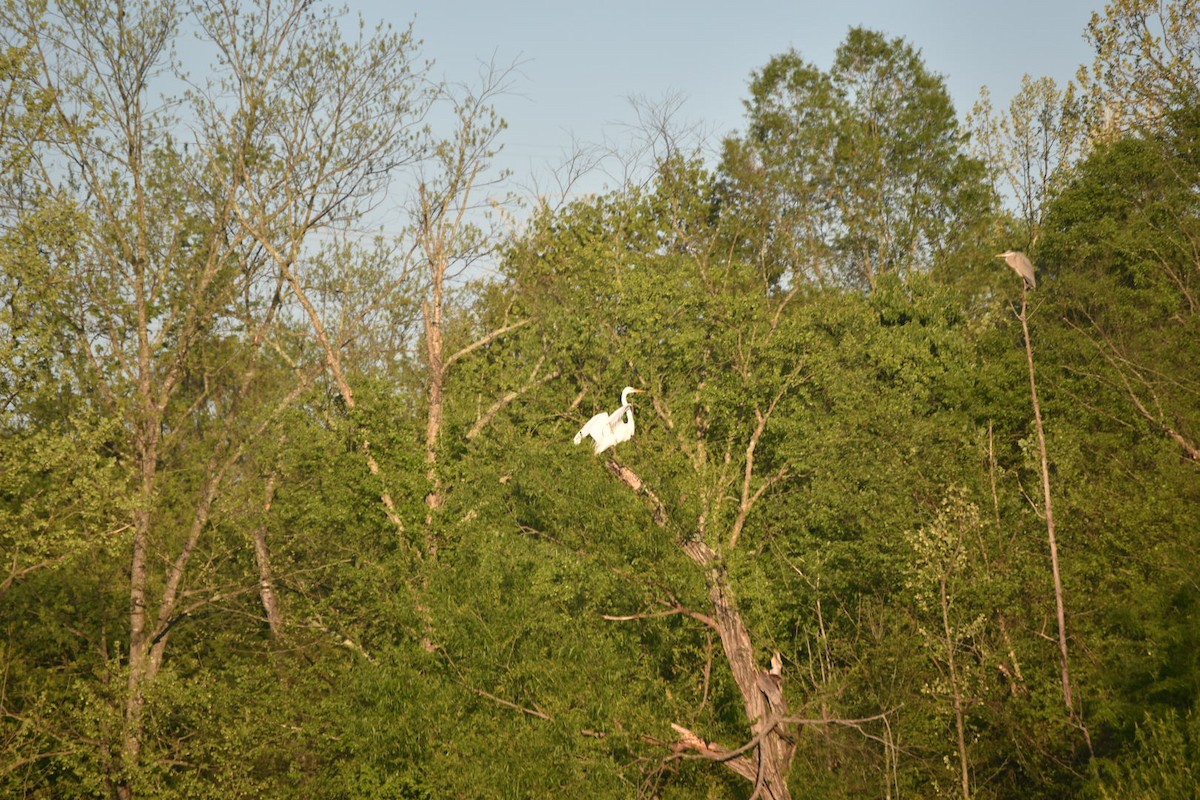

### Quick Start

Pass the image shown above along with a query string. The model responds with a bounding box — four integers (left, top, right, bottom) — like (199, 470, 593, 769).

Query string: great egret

(573, 386, 644, 454)
(996, 250, 1036, 290)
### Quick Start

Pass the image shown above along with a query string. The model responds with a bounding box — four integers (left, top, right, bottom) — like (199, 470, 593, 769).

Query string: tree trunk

(609, 462, 794, 798)
(423, 292, 446, 518)
(253, 469, 284, 637)
(684, 539, 795, 799)
(940, 569, 971, 800)
(1019, 289, 1075, 714)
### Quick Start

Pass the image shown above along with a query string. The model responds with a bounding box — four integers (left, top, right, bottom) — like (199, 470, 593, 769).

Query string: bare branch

(1071, 315, 1200, 461)
(1019, 291, 1087, 752)
(606, 460, 669, 527)
(730, 380, 797, 549)
(466, 357, 560, 441)
(445, 317, 533, 371)
(472, 687, 553, 721)
(252, 450, 285, 637)
(669, 722, 760, 782)
(601, 604, 719, 632)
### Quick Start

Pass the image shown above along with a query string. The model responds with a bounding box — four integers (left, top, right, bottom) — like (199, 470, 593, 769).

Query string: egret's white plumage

(996, 250, 1037, 290)
(573, 386, 644, 454)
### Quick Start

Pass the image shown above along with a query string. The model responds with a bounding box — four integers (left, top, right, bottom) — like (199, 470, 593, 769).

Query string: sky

(354, 0, 1109, 199)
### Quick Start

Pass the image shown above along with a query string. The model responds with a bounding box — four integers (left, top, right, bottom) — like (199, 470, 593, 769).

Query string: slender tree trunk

(272, 255, 406, 532)
(940, 570, 971, 800)
(121, 432, 158, 799)
(423, 287, 446, 518)
(253, 468, 284, 637)
(1019, 289, 1074, 713)
(409, 65, 517, 533)
(122, 430, 241, 797)
(122, 204, 160, 797)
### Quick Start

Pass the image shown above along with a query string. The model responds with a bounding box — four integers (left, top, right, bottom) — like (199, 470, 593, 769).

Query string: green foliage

(1079, 0, 1200, 131)
(718, 27, 993, 289)
(4, 3, 1200, 798)
(1093, 709, 1200, 800)
(1032, 108, 1200, 770)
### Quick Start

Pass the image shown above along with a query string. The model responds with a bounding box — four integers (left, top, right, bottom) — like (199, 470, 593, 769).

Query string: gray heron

(996, 250, 1036, 290)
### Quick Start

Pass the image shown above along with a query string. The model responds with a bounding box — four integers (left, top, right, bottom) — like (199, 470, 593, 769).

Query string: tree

(1040, 112, 1200, 464)
(1013, 99, 1200, 791)
(968, 76, 1087, 245)
(7, 2, 1200, 796)
(0, 0, 433, 794)
(904, 489, 989, 800)
(717, 52, 839, 287)
(1077, 0, 1200, 133)
(409, 61, 530, 529)
(203, 0, 433, 535)
(486, 149, 1007, 796)
(0, 31, 113, 594)
(719, 28, 991, 291)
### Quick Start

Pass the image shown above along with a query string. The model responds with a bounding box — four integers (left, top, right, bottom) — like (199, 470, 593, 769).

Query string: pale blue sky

(355, 1, 1107, 196)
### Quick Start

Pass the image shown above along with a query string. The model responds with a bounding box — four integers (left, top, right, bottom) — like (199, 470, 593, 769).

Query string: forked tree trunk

(684, 540, 796, 799)
(119, 427, 160, 800)
(608, 462, 795, 799)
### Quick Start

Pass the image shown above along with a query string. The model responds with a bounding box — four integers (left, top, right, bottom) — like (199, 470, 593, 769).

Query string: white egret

(573, 386, 644, 454)
(996, 250, 1036, 290)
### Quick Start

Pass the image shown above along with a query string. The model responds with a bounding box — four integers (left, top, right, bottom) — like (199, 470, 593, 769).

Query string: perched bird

(573, 386, 644, 454)
(757, 652, 785, 711)
(996, 250, 1037, 290)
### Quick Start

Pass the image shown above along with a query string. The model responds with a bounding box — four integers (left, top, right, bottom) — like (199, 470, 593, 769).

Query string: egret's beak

(994, 253, 1006, 259)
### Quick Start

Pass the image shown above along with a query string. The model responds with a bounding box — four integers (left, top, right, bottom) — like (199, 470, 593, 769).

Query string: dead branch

(233, 203, 406, 531)
(697, 632, 714, 714)
(466, 356, 560, 441)
(299, 619, 375, 663)
(1067, 315, 1199, 460)
(252, 453, 285, 637)
(473, 687, 552, 721)
(1, 554, 70, 600)
(1019, 290, 1079, 728)
(730, 466, 789, 549)
(606, 460, 669, 527)
(768, 284, 802, 337)
(601, 604, 719, 631)
(669, 709, 896, 770)
(669, 723, 760, 782)
(730, 377, 799, 549)
(605, 460, 794, 798)
(445, 317, 533, 371)
(1112, 359, 1200, 460)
